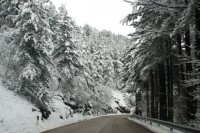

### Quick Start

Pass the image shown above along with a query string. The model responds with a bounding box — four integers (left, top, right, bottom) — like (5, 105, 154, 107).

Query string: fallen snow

(110, 89, 133, 113)
(0, 76, 132, 133)
(38, 113, 98, 133)
(110, 89, 128, 107)
(0, 79, 97, 133)
(128, 117, 183, 133)
(0, 79, 40, 133)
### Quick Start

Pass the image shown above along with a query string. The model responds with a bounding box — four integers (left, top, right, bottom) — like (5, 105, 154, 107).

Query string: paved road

(42, 115, 153, 133)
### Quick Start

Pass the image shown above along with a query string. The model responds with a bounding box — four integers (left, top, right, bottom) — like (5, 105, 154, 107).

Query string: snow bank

(128, 117, 183, 133)
(0, 79, 40, 133)
(38, 113, 98, 133)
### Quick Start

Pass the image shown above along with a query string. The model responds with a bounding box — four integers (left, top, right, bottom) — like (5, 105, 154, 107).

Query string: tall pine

(14, 0, 53, 118)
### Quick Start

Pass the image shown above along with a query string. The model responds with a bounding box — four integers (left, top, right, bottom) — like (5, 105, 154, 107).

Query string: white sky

(52, 0, 134, 36)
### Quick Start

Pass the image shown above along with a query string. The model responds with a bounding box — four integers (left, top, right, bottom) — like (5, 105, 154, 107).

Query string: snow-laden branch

(149, 0, 187, 9)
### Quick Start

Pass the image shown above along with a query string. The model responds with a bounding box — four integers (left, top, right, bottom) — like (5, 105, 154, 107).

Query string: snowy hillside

(110, 89, 132, 113)
(0, 80, 96, 133)
(0, 79, 40, 133)
(0, 78, 131, 133)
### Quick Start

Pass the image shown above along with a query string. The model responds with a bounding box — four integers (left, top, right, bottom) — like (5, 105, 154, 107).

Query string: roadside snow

(0, 79, 40, 133)
(110, 89, 130, 108)
(38, 113, 98, 133)
(128, 117, 183, 133)
(0, 79, 97, 133)
(0, 76, 132, 133)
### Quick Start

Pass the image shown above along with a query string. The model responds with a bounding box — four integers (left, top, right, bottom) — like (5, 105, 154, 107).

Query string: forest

(121, 0, 200, 127)
(0, 0, 131, 121)
(0, 0, 200, 131)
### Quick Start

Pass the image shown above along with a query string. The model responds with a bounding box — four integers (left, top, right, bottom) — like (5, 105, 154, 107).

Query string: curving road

(42, 115, 153, 133)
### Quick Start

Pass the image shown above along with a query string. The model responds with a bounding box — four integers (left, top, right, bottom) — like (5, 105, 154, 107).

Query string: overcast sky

(52, 0, 134, 36)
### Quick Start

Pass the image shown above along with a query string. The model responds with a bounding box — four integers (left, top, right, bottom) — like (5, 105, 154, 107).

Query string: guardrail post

(36, 116, 39, 125)
(150, 121, 152, 125)
(170, 128, 173, 132)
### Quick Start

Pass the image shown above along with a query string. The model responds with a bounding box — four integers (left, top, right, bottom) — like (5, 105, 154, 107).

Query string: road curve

(42, 115, 153, 133)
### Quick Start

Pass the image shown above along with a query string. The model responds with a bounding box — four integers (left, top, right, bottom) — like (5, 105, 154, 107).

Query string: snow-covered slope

(0, 80, 96, 133)
(0, 71, 133, 133)
(0, 79, 40, 133)
(110, 89, 132, 113)
(111, 89, 127, 107)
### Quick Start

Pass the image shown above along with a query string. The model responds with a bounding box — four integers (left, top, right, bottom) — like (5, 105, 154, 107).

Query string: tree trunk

(166, 39, 173, 122)
(177, 34, 187, 123)
(150, 70, 155, 118)
(135, 90, 142, 116)
(177, 34, 184, 82)
(154, 68, 159, 119)
(159, 63, 167, 121)
(146, 81, 150, 117)
(185, 29, 197, 121)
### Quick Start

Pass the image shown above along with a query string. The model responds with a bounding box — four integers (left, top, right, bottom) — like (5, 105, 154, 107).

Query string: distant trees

(78, 25, 130, 92)
(121, 0, 200, 127)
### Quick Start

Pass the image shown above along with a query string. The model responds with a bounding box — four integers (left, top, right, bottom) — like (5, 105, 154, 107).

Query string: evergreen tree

(52, 5, 82, 77)
(0, 0, 20, 28)
(122, 0, 200, 126)
(13, 0, 53, 118)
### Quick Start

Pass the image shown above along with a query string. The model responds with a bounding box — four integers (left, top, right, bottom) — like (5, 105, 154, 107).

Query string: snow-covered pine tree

(0, 0, 20, 28)
(122, 0, 200, 125)
(122, 0, 175, 121)
(14, 0, 53, 118)
(52, 4, 83, 97)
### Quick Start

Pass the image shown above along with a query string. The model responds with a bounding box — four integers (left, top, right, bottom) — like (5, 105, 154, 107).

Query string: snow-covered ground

(110, 89, 127, 108)
(0, 80, 98, 133)
(110, 89, 133, 113)
(0, 78, 133, 133)
(128, 117, 183, 133)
